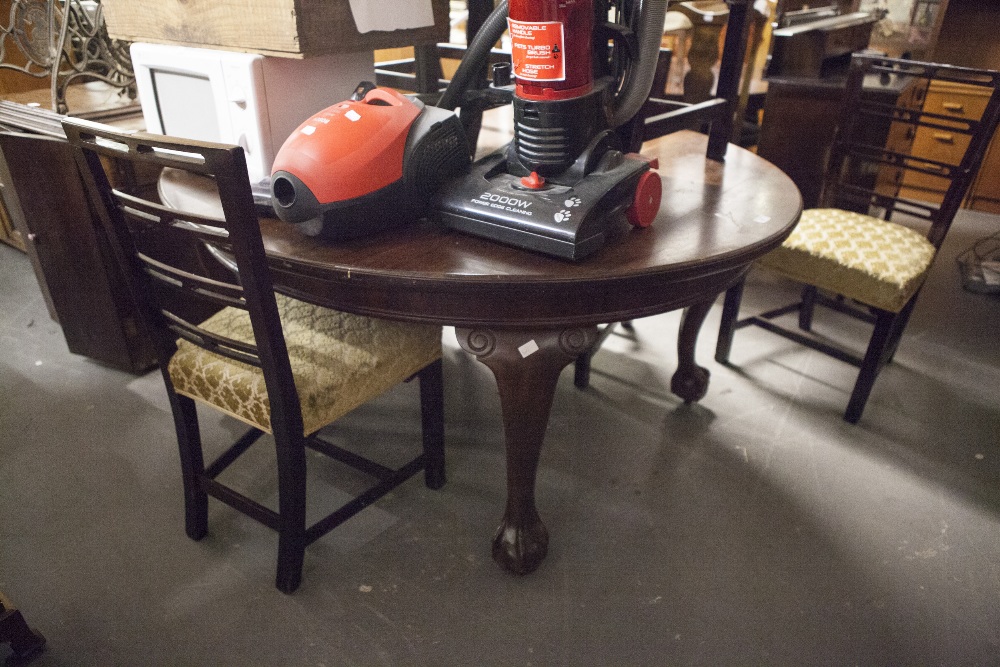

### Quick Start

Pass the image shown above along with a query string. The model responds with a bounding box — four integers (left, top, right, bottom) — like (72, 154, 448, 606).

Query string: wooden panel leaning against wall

(0, 183, 24, 250)
(0, 0, 43, 249)
(0, 131, 158, 372)
(0, 127, 228, 374)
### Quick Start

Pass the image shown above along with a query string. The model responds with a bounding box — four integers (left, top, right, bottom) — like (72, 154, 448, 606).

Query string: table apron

(270, 262, 752, 328)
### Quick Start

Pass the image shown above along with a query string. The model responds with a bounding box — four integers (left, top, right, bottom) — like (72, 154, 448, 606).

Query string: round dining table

(159, 129, 802, 576)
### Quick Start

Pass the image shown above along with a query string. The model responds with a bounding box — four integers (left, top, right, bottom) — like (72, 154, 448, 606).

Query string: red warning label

(507, 19, 566, 82)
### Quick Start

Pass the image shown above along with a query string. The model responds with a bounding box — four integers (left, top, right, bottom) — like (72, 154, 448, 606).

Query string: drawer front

(899, 82, 991, 201)
(899, 127, 969, 200)
(923, 87, 991, 119)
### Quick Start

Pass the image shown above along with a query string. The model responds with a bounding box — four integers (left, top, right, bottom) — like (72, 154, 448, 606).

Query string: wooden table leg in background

(457, 326, 598, 575)
(671, 297, 714, 403)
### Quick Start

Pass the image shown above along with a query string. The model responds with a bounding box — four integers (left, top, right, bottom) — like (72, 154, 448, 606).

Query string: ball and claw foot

(492, 517, 549, 575)
(671, 364, 710, 403)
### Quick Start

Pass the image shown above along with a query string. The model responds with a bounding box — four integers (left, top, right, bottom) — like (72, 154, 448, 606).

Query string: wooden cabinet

(968, 135, 1000, 213)
(898, 80, 1000, 212)
(916, 0, 1000, 212)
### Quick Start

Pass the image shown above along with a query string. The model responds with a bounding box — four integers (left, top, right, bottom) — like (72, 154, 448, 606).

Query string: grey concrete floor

(2, 209, 999, 666)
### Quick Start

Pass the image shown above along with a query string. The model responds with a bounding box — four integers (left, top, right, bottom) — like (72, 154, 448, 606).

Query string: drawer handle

(943, 102, 965, 113)
(933, 132, 955, 144)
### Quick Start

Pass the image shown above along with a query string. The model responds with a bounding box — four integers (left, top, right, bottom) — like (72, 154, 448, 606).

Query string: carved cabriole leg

(671, 298, 714, 403)
(457, 326, 598, 575)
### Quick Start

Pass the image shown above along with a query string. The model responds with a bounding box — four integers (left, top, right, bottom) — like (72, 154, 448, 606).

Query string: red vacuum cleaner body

(508, 0, 594, 101)
(269, 83, 470, 239)
(506, 0, 604, 176)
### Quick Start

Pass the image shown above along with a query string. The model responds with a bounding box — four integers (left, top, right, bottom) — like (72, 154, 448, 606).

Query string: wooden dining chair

(715, 55, 1000, 423)
(625, 0, 754, 159)
(62, 118, 446, 594)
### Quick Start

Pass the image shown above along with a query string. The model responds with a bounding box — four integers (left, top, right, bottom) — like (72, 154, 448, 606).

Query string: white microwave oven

(130, 42, 376, 198)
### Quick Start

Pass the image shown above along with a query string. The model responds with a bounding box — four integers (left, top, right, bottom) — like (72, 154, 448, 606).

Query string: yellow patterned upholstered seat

(756, 208, 936, 313)
(169, 294, 442, 435)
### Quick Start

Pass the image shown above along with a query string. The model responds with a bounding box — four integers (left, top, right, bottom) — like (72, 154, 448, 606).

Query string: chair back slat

(832, 183, 938, 222)
(63, 117, 303, 435)
(822, 55, 1000, 250)
(855, 100, 981, 138)
(114, 188, 232, 236)
(161, 310, 263, 368)
(137, 252, 248, 309)
(839, 143, 969, 183)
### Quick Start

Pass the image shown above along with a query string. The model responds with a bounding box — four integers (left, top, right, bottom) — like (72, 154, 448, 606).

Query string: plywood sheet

(102, 0, 450, 58)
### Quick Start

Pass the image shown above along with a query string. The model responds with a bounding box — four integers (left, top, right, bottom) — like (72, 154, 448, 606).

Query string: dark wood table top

(160, 130, 802, 329)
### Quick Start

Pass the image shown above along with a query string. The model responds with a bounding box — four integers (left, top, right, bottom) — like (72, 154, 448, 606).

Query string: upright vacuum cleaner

(430, 0, 666, 260)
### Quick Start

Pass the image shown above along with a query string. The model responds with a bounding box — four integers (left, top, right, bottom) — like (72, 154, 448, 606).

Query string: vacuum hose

(437, 0, 510, 111)
(610, 0, 667, 128)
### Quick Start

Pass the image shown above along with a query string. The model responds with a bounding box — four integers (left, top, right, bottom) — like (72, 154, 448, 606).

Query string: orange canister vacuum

(269, 83, 470, 239)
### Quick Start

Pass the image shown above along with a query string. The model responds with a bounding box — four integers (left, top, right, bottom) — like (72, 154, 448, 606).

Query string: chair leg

(573, 322, 621, 389)
(273, 430, 308, 594)
(0, 599, 45, 663)
(275, 532, 306, 595)
(419, 359, 446, 490)
(798, 285, 817, 332)
(167, 385, 208, 541)
(884, 297, 918, 364)
(715, 278, 746, 364)
(845, 309, 897, 424)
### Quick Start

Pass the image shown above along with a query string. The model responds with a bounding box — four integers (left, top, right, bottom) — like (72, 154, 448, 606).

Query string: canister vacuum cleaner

(269, 0, 666, 260)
